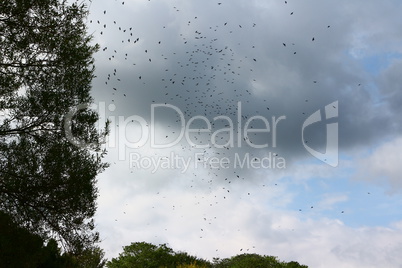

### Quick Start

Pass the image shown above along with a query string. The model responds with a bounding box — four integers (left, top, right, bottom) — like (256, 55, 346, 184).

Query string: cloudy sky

(85, 0, 402, 267)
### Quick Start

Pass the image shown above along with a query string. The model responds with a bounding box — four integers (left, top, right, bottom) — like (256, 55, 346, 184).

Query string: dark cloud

(90, 0, 400, 168)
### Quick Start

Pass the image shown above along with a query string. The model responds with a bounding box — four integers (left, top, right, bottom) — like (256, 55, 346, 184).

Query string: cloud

(378, 58, 402, 114)
(355, 136, 402, 193)
(89, 0, 402, 168)
(96, 176, 402, 268)
(317, 193, 349, 210)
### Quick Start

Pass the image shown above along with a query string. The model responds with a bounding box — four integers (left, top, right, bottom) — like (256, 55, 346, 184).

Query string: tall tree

(0, 0, 108, 256)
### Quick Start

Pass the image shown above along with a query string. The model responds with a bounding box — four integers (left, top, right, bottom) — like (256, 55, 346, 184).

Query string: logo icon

(302, 101, 338, 167)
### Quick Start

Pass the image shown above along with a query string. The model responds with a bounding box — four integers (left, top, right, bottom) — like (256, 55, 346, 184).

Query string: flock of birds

(90, 0, 329, 104)
(88, 0, 368, 255)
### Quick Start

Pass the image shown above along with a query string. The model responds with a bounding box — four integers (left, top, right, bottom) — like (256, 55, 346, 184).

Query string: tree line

(107, 241, 308, 268)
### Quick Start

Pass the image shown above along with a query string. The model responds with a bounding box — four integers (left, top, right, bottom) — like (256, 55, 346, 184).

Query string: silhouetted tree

(0, 0, 108, 257)
(0, 210, 76, 267)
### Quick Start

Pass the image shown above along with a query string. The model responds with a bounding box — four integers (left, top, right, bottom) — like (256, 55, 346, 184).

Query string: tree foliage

(107, 242, 308, 268)
(0, 0, 108, 256)
(106, 242, 212, 268)
(0, 210, 106, 267)
(0, 210, 74, 267)
(213, 253, 308, 268)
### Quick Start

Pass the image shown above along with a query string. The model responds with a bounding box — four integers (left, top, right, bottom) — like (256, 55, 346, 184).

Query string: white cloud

(317, 193, 349, 210)
(95, 180, 402, 268)
(355, 136, 402, 193)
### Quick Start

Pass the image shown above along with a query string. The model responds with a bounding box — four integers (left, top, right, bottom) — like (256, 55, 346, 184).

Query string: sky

(84, 0, 402, 267)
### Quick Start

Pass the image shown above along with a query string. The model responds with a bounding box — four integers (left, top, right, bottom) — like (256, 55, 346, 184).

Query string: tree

(106, 242, 212, 268)
(106, 242, 176, 268)
(173, 252, 212, 268)
(213, 253, 308, 268)
(71, 246, 107, 268)
(0, 0, 108, 257)
(0, 210, 76, 267)
(285, 261, 308, 268)
(0, 210, 46, 267)
(177, 263, 211, 268)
